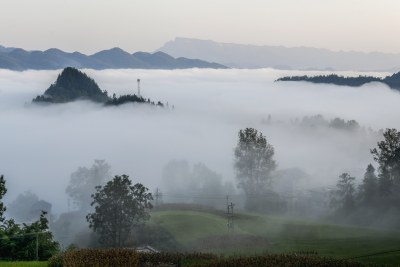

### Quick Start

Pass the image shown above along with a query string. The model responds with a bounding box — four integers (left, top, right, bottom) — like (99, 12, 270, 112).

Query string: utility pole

(226, 195, 234, 232)
(154, 188, 162, 207)
(36, 232, 39, 261)
(137, 79, 141, 97)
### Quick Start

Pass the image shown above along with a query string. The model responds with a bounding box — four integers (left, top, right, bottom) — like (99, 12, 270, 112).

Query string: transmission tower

(137, 79, 141, 97)
(154, 188, 162, 207)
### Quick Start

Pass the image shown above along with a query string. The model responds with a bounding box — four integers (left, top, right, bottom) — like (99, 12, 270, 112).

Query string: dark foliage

(0, 176, 59, 260)
(330, 173, 356, 215)
(32, 67, 170, 108)
(86, 175, 153, 248)
(330, 128, 400, 228)
(0, 175, 6, 223)
(32, 67, 109, 103)
(50, 251, 367, 267)
(277, 72, 400, 90)
(104, 94, 166, 107)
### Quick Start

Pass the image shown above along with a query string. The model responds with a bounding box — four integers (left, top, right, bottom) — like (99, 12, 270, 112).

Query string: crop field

(151, 210, 400, 266)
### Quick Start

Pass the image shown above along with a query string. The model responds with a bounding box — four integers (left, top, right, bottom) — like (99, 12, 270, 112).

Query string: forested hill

(276, 72, 400, 90)
(32, 67, 168, 107)
(33, 67, 109, 103)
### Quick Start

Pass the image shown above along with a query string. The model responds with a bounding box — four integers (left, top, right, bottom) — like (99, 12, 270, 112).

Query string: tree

(358, 164, 378, 206)
(331, 173, 356, 215)
(0, 176, 59, 260)
(161, 160, 234, 207)
(0, 175, 6, 223)
(371, 128, 400, 196)
(86, 175, 153, 247)
(8, 191, 52, 223)
(234, 128, 277, 211)
(66, 160, 111, 211)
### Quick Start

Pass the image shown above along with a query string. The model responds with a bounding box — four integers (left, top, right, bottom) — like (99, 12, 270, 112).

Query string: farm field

(151, 209, 400, 266)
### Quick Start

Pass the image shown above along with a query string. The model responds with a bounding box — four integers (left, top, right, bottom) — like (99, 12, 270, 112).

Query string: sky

(1, 0, 400, 54)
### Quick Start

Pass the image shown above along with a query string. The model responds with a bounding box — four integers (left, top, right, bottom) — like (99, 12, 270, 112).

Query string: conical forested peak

(33, 67, 109, 103)
(54, 67, 100, 91)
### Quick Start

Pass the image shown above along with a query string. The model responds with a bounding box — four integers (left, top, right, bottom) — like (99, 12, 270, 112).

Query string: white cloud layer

(0, 68, 399, 213)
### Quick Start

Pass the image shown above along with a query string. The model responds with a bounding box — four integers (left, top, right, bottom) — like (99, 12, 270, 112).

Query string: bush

(62, 249, 139, 267)
(47, 252, 63, 267)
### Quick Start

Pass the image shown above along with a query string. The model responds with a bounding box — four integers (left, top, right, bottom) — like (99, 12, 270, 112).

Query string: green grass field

(2, 210, 398, 267)
(151, 210, 400, 266)
(0, 262, 47, 267)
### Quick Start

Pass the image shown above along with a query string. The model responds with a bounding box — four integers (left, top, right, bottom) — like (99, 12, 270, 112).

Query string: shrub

(47, 252, 63, 267)
(62, 248, 139, 267)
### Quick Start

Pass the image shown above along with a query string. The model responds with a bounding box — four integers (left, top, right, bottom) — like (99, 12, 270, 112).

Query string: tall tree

(358, 164, 378, 206)
(86, 175, 153, 247)
(371, 128, 400, 196)
(8, 191, 52, 223)
(0, 175, 6, 223)
(331, 173, 356, 215)
(66, 160, 111, 211)
(234, 128, 276, 211)
(0, 176, 59, 260)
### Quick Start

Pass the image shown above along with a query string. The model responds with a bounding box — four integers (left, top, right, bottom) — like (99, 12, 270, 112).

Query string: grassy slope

(151, 210, 400, 266)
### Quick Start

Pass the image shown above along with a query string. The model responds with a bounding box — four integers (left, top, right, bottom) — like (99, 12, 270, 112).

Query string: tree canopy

(0, 175, 59, 260)
(330, 173, 356, 215)
(33, 67, 109, 103)
(371, 128, 400, 189)
(234, 128, 277, 211)
(86, 175, 153, 247)
(66, 160, 111, 211)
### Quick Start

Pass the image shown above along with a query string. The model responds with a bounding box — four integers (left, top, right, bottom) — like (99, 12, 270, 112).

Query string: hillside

(150, 209, 400, 266)
(276, 72, 400, 90)
(0, 46, 227, 71)
(32, 67, 109, 103)
(32, 67, 168, 106)
(158, 37, 400, 71)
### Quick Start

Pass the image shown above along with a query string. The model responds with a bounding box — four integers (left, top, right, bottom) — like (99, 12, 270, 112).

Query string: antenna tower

(137, 79, 141, 97)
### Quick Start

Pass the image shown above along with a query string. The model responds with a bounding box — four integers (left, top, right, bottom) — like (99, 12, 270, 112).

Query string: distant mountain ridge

(0, 46, 227, 71)
(158, 37, 400, 71)
(0, 45, 15, 53)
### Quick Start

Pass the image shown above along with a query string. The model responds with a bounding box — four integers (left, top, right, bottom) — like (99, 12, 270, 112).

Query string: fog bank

(0, 68, 398, 214)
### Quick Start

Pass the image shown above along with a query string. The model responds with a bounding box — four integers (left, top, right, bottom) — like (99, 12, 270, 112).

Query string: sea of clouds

(0, 68, 399, 213)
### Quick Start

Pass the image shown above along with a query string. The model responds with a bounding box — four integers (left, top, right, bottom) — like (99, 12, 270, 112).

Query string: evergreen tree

(331, 173, 356, 215)
(371, 128, 400, 197)
(358, 164, 378, 206)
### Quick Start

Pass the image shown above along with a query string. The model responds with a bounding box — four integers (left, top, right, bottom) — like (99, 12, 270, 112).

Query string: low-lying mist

(0, 68, 399, 216)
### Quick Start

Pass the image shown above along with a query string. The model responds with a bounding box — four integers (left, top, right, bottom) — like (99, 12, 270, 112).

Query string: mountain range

(158, 37, 400, 72)
(0, 46, 227, 71)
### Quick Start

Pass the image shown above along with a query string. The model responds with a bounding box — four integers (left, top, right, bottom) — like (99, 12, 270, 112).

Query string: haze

(1, 0, 400, 54)
(0, 68, 399, 214)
